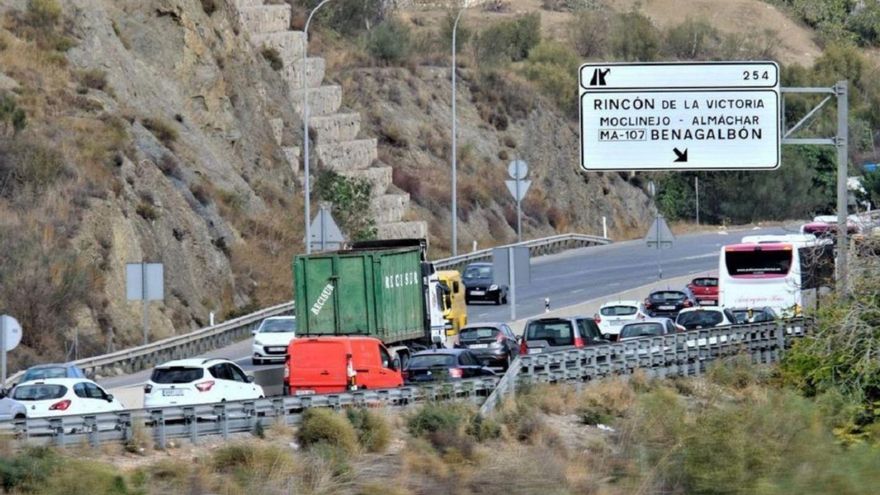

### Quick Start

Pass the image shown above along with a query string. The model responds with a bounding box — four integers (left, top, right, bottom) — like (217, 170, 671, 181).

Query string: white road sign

(579, 62, 780, 171)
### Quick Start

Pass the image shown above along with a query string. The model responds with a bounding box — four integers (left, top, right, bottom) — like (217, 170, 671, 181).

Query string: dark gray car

(462, 262, 508, 305)
(457, 323, 519, 369)
(521, 316, 607, 355)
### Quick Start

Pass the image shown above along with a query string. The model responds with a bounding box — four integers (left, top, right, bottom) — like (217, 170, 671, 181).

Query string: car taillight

(143, 384, 153, 394)
(594, 313, 601, 324)
(49, 399, 71, 411)
(574, 336, 585, 348)
(347, 353, 357, 390)
(284, 355, 290, 378)
(519, 339, 528, 354)
(195, 380, 215, 392)
(449, 368, 463, 378)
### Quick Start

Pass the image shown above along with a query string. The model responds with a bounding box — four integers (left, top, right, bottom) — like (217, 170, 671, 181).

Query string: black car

(644, 289, 696, 318)
(403, 349, 497, 384)
(462, 262, 508, 305)
(457, 323, 519, 369)
(520, 316, 608, 355)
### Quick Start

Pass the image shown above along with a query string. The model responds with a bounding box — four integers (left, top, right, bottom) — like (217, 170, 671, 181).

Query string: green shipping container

(293, 247, 426, 344)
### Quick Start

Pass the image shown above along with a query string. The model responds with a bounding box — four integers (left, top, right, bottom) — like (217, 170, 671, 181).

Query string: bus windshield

(725, 248, 792, 277)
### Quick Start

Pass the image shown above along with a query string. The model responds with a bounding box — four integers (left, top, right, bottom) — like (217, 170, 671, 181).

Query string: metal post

(602, 216, 607, 238)
(302, 0, 331, 255)
(836, 81, 849, 296)
(320, 205, 327, 252)
(655, 217, 663, 280)
(451, 9, 465, 257)
(141, 262, 149, 346)
(695, 176, 700, 225)
(516, 177, 522, 243)
(0, 316, 6, 388)
(508, 246, 516, 321)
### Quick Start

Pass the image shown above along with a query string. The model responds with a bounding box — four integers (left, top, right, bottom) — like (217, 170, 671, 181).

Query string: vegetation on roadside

(314, 169, 377, 241)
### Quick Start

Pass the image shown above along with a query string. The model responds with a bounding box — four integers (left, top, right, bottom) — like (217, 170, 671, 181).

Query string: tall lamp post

(302, 0, 332, 254)
(451, 8, 466, 256)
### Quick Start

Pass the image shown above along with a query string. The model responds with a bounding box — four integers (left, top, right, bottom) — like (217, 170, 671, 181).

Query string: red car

(284, 337, 403, 395)
(687, 277, 718, 306)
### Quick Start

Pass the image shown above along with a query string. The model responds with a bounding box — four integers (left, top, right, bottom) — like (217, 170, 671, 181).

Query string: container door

(377, 250, 425, 340)
(299, 257, 339, 334)
(336, 256, 373, 334)
(288, 341, 348, 394)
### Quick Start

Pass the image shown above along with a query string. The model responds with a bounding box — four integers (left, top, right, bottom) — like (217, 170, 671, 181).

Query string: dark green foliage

(314, 169, 377, 241)
(521, 41, 579, 116)
(406, 402, 468, 437)
(473, 13, 541, 65)
(0, 93, 27, 136)
(346, 408, 391, 452)
(0, 447, 135, 495)
(25, 0, 61, 30)
(304, 0, 386, 36)
(776, 0, 880, 45)
(611, 10, 661, 61)
(0, 447, 58, 492)
(297, 408, 360, 454)
(440, 11, 471, 53)
(366, 19, 411, 64)
(665, 17, 721, 59)
(568, 10, 610, 57)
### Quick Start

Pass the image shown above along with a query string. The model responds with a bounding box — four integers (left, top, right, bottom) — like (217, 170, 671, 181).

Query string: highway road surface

(100, 225, 789, 390)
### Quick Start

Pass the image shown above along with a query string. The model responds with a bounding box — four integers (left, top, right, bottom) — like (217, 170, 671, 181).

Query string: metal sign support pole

(836, 81, 849, 296)
(320, 205, 327, 252)
(1, 316, 6, 388)
(142, 262, 149, 346)
(508, 246, 516, 322)
(516, 179, 522, 243)
(655, 217, 663, 280)
(695, 176, 700, 225)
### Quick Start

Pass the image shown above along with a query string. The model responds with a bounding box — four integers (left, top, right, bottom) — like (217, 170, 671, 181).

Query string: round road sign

(508, 160, 528, 180)
(0, 315, 22, 352)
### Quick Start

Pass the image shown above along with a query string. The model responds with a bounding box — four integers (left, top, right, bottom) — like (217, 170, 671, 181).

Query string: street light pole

(302, 0, 332, 254)
(451, 8, 465, 256)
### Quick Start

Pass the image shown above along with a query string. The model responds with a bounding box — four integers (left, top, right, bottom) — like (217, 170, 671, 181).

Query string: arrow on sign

(673, 148, 688, 163)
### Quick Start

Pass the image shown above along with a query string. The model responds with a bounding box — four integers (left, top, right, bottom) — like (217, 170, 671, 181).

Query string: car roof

(26, 363, 77, 369)
(677, 307, 724, 314)
(16, 378, 94, 386)
(466, 262, 491, 267)
(461, 322, 506, 329)
(600, 300, 641, 307)
(622, 318, 671, 326)
(156, 358, 231, 368)
(412, 348, 469, 356)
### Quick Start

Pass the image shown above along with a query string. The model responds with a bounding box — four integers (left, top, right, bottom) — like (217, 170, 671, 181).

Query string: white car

(251, 316, 297, 365)
(9, 378, 124, 418)
(675, 307, 737, 331)
(595, 300, 647, 340)
(144, 358, 264, 408)
(0, 396, 27, 421)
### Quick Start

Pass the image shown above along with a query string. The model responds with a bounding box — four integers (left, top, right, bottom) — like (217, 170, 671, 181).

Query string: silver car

(0, 396, 26, 421)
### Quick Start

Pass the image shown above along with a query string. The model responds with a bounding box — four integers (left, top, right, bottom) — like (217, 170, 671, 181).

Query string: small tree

(367, 18, 411, 65)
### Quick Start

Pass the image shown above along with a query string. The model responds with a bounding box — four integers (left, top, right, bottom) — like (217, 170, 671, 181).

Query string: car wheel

(495, 293, 502, 305)
(502, 354, 511, 371)
(501, 293, 508, 304)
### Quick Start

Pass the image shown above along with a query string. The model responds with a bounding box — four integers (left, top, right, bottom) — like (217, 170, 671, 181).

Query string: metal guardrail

(3, 233, 609, 386)
(1, 318, 807, 447)
(433, 233, 611, 272)
(3, 301, 296, 387)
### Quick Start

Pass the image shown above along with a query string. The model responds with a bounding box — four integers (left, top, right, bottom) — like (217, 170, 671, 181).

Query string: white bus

(718, 234, 834, 316)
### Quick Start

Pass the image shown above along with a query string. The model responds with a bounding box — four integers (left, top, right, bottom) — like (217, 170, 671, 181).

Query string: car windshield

(12, 384, 67, 401)
(151, 367, 204, 384)
(21, 367, 68, 381)
(600, 306, 638, 316)
(677, 311, 724, 328)
(524, 320, 574, 346)
(692, 278, 718, 287)
(725, 249, 792, 277)
(731, 310, 750, 324)
(752, 310, 775, 322)
(259, 319, 297, 333)
(460, 327, 500, 341)
(620, 323, 664, 339)
(463, 266, 491, 279)
(651, 291, 685, 301)
(408, 354, 456, 368)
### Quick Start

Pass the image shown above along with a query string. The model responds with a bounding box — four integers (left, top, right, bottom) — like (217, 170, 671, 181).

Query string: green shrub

(135, 202, 159, 220)
(346, 408, 391, 453)
(0, 447, 59, 492)
(466, 413, 502, 441)
(142, 117, 178, 147)
(665, 17, 720, 60)
(0, 93, 27, 136)
(314, 169, 376, 241)
(474, 13, 541, 65)
(406, 402, 469, 438)
(568, 10, 610, 57)
(297, 408, 360, 454)
(26, 0, 61, 30)
(611, 9, 660, 61)
(367, 19, 411, 64)
(440, 12, 471, 53)
(307, 0, 386, 36)
(0, 138, 65, 195)
(261, 47, 283, 70)
(521, 41, 579, 116)
(78, 69, 108, 91)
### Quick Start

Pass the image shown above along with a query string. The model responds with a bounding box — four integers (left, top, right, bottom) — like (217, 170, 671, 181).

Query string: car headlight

(489, 284, 498, 291)
(254, 340, 263, 346)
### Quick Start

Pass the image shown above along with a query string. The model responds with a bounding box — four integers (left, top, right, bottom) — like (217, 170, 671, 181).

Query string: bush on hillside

(611, 9, 660, 61)
(567, 10, 610, 57)
(665, 17, 721, 60)
(367, 19, 412, 65)
(346, 408, 391, 453)
(314, 169, 376, 241)
(521, 41, 579, 116)
(25, 0, 61, 30)
(297, 408, 360, 454)
(473, 13, 541, 65)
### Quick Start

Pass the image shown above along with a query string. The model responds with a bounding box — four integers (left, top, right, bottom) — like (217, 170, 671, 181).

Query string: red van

(284, 337, 403, 395)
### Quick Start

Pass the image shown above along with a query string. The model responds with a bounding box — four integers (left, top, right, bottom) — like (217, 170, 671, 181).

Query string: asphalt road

(100, 225, 787, 390)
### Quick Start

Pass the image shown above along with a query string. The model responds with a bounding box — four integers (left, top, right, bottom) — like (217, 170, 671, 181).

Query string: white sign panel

(0, 315, 22, 352)
(579, 62, 780, 171)
(126, 263, 165, 301)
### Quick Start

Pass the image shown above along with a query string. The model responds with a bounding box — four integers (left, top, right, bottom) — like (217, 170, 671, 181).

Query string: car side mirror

(390, 357, 401, 371)
(251, 329, 259, 336)
(106, 394, 114, 402)
(246, 375, 256, 383)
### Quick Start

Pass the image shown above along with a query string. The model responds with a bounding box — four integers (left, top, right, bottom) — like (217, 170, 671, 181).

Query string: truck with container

(291, 239, 447, 368)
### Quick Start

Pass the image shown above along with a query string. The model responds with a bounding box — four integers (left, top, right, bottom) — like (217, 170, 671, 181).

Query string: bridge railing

(1, 318, 808, 447)
(434, 233, 611, 272)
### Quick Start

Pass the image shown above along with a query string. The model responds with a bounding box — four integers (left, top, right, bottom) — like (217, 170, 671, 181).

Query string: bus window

(725, 249, 792, 277)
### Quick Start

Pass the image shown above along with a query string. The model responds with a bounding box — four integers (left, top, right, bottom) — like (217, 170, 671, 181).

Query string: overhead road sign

(579, 61, 781, 171)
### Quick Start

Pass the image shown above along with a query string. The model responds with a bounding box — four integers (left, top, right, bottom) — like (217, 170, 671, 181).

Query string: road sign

(307, 204, 344, 252)
(0, 315, 21, 352)
(126, 263, 164, 301)
(579, 61, 780, 171)
(508, 160, 528, 180)
(0, 314, 21, 387)
(505, 180, 531, 201)
(645, 215, 675, 247)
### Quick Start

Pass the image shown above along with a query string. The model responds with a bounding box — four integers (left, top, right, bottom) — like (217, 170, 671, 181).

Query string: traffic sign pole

(1, 315, 6, 388)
